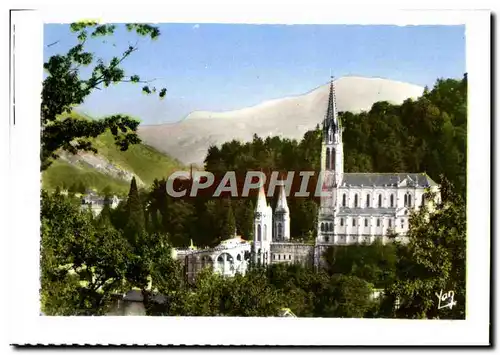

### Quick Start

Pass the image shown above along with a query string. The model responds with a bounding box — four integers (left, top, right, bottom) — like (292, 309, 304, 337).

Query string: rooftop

(341, 172, 438, 188)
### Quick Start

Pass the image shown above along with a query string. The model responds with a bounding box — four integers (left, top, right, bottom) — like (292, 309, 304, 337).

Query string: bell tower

(317, 77, 344, 246)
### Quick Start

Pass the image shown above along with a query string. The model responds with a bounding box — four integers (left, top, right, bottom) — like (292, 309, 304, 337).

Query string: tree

(101, 185, 113, 198)
(68, 182, 78, 194)
(219, 199, 236, 240)
(266, 263, 323, 317)
(182, 268, 284, 317)
(40, 190, 131, 315)
(41, 22, 167, 171)
(163, 199, 196, 247)
(217, 270, 284, 317)
(382, 176, 466, 319)
(236, 199, 254, 240)
(77, 181, 86, 194)
(124, 176, 145, 244)
(314, 275, 375, 318)
(322, 240, 397, 289)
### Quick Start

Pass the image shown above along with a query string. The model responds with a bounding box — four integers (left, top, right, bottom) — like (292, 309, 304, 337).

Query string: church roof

(341, 173, 438, 188)
(336, 207, 397, 216)
(220, 236, 247, 245)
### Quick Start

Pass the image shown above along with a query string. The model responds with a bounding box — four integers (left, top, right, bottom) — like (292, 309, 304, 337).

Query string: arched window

(421, 195, 425, 206)
(408, 194, 412, 207)
(342, 194, 346, 207)
(354, 194, 358, 207)
(404, 194, 408, 207)
(257, 224, 262, 241)
(237, 254, 241, 261)
(366, 194, 370, 207)
(353, 219, 356, 227)
(217, 255, 223, 262)
(364, 218, 368, 227)
(277, 223, 283, 239)
(378, 194, 382, 207)
(321, 223, 325, 232)
(326, 148, 331, 170)
(389, 220, 392, 227)
(340, 218, 344, 226)
(330, 149, 335, 170)
(264, 224, 268, 241)
(390, 194, 394, 208)
(377, 218, 380, 227)
(329, 222, 333, 231)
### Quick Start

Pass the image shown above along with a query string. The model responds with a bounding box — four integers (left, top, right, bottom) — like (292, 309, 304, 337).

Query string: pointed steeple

(275, 181, 289, 213)
(255, 184, 267, 211)
(323, 76, 339, 134)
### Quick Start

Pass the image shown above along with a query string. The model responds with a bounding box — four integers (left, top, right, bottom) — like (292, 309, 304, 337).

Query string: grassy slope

(42, 159, 131, 195)
(42, 112, 184, 194)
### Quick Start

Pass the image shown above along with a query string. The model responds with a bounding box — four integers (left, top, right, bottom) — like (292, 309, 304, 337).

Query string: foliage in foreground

(41, 174, 465, 319)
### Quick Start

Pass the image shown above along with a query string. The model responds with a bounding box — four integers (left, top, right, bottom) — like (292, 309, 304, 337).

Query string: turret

(274, 181, 290, 241)
(253, 185, 272, 265)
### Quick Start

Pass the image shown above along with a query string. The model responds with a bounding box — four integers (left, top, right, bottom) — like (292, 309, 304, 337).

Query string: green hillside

(42, 159, 131, 195)
(42, 112, 184, 195)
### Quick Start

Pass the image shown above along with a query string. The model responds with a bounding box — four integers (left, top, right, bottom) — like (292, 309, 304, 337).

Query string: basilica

(175, 78, 441, 279)
(316, 78, 440, 246)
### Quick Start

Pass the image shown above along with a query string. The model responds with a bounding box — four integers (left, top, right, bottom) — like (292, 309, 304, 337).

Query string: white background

(0, 0, 494, 350)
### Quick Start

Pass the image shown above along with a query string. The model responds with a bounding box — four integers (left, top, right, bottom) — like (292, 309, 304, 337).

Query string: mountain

(138, 76, 424, 167)
(42, 113, 184, 195)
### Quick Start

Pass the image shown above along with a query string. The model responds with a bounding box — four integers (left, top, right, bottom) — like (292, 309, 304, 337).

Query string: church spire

(275, 181, 289, 213)
(323, 76, 339, 134)
(255, 184, 268, 211)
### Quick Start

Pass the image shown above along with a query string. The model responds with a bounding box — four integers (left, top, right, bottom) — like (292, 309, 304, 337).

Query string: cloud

(192, 24, 200, 30)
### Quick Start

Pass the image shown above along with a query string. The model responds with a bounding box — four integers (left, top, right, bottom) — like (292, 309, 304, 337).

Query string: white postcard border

(7, 3, 490, 346)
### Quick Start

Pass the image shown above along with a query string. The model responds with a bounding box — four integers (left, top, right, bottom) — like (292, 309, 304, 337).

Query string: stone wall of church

(270, 242, 314, 267)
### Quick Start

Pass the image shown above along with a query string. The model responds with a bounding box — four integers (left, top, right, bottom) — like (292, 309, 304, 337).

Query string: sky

(43, 24, 465, 125)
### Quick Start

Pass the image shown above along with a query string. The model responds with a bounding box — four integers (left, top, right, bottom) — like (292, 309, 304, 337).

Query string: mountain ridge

(138, 76, 424, 166)
(140, 76, 424, 126)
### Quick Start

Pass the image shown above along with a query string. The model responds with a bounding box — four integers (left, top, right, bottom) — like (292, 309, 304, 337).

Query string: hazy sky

(44, 24, 465, 125)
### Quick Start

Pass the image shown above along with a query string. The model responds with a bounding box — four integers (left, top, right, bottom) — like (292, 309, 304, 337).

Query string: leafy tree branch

(41, 22, 167, 171)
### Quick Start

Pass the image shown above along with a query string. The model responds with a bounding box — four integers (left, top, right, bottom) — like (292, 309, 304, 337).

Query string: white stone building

(80, 190, 121, 216)
(176, 236, 252, 282)
(316, 78, 441, 249)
